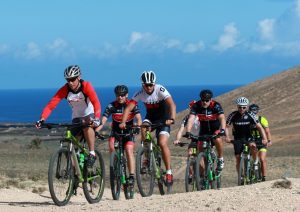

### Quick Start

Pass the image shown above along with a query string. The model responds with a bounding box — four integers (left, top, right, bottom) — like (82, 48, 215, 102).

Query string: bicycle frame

(143, 130, 163, 179)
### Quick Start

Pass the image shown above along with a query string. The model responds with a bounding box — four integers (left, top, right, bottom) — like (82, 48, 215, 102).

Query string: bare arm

(135, 113, 143, 126)
(218, 114, 226, 130)
(119, 102, 136, 128)
(165, 96, 176, 125)
(174, 125, 185, 144)
(256, 123, 267, 144)
(186, 114, 196, 133)
(95, 116, 108, 132)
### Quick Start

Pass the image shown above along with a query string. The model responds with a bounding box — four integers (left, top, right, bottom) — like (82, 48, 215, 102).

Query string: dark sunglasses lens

(145, 84, 154, 87)
(67, 77, 77, 82)
(201, 99, 210, 102)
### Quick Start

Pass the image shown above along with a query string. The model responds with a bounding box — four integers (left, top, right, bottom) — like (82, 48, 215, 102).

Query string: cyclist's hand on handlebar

(173, 140, 181, 145)
(267, 140, 272, 147)
(35, 119, 44, 129)
(262, 139, 268, 145)
(91, 118, 101, 128)
(119, 122, 126, 129)
(184, 132, 192, 139)
(165, 118, 175, 125)
(218, 129, 226, 136)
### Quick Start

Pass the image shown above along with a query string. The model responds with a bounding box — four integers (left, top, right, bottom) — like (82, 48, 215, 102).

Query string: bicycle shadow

(0, 194, 52, 207)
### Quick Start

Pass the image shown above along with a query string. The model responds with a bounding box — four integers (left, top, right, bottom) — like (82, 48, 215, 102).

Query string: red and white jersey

(41, 80, 101, 120)
(132, 84, 171, 121)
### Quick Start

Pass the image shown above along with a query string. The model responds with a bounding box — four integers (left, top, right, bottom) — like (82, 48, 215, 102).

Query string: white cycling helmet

(64, 65, 81, 79)
(235, 97, 249, 106)
(141, 70, 156, 84)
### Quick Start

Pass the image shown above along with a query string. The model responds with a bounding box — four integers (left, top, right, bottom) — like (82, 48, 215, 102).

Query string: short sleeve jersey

(103, 99, 140, 132)
(226, 111, 259, 139)
(132, 84, 171, 122)
(251, 115, 269, 139)
(189, 100, 224, 135)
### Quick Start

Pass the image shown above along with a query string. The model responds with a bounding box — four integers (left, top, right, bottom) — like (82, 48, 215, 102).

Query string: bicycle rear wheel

(83, 150, 105, 204)
(110, 151, 121, 200)
(195, 152, 206, 190)
(136, 147, 154, 197)
(185, 158, 197, 192)
(48, 148, 74, 206)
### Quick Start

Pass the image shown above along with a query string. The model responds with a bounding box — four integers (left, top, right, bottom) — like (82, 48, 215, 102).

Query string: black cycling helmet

(249, 104, 260, 114)
(64, 65, 81, 79)
(114, 85, 128, 96)
(200, 89, 213, 100)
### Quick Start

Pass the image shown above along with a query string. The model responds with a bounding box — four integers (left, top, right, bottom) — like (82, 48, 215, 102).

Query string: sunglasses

(238, 106, 247, 109)
(117, 94, 126, 97)
(66, 77, 77, 82)
(201, 99, 210, 102)
(144, 83, 154, 87)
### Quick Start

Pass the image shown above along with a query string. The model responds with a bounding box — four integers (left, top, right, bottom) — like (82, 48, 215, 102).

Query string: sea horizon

(0, 85, 241, 123)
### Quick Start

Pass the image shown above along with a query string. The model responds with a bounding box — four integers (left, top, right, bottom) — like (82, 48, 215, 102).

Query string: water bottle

(79, 152, 85, 169)
(202, 141, 207, 148)
(121, 160, 126, 184)
(114, 140, 119, 149)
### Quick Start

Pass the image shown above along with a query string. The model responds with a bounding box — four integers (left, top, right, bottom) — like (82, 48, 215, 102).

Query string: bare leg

(159, 134, 171, 170)
(83, 127, 95, 151)
(125, 144, 135, 174)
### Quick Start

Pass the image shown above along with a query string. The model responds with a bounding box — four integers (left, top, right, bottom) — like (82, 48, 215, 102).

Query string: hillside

(171, 66, 300, 143)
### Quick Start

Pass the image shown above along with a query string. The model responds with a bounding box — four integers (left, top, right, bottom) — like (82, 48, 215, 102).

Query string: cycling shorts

(109, 130, 135, 149)
(71, 113, 95, 136)
(254, 138, 267, 152)
(233, 138, 255, 155)
(143, 119, 171, 138)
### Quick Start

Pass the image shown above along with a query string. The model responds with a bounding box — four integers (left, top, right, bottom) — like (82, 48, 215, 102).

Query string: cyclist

(119, 70, 176, 186)
(36, 65, 101, 168)
(173, 100, 199, 183)
(184, 89, 226, 172)
(225, 97, 267, 174)
(96, 85, 142, 186)
(249, 103, 272, 181)
(173, 100, 199, 146)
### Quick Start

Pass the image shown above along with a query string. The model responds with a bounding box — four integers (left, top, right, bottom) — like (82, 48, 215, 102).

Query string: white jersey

(132, 84, 171, 122)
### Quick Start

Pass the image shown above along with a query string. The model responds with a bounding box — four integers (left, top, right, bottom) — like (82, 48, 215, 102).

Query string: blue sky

(1, 0, 300, 89)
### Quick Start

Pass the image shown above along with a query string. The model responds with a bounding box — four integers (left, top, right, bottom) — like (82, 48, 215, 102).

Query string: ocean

(0, 85, 240, 123)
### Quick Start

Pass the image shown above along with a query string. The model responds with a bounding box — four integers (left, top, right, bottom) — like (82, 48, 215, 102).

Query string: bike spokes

(136, 147, 155, 197)
(83, 150, 105, 204)
(48, 149, 74, 206)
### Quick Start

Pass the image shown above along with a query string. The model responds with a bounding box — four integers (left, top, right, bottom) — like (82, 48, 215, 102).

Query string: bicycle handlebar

(183, 133, 219, 141)
(40, 122, 90, 129)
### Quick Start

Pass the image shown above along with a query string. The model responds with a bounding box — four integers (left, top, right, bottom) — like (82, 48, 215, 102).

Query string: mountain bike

(136, 124, 171, 197)
(41, 122, 106, 206)
(185, 133, 221, 190)
(110, 128, 139, 200)
(175, 139, 199, 192)
(232, 139, 260, 185)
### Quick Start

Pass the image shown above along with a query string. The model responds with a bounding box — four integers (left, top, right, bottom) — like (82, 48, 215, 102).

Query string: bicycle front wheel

(110, 151, 121, 200)
(83, 150, 105, 204)
(195, 152, 206, 190)
(238, 156, 247, 186)
(136, 147, 155, 197)
(48, 148, 74, 206)
(185, 157, 197, 192)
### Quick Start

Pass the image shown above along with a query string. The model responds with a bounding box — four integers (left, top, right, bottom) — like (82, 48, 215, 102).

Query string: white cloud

(183, 42, 205, 53)
(164, 39, 182, 49)
(295, 0, 300, 17)
(16, 42, 41, 59)
(124, 32, 157, 52)
(213, 23, 239, 52)
(46, 38, 76, 58)
(258, 19, 275, 41)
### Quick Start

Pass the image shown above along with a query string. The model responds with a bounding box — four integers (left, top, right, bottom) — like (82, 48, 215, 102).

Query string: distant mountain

(172, 66, 300, 143)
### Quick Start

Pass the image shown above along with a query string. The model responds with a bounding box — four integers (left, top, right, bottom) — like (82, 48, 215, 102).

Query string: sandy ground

(0, 178, 299, 211)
